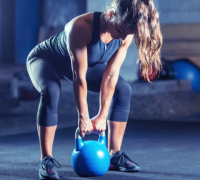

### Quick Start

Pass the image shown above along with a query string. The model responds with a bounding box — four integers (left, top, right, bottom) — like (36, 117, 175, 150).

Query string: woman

(27, 0, 162, 179)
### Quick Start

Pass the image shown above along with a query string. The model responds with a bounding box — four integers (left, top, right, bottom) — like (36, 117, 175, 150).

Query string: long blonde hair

(103, 0, 163, 82)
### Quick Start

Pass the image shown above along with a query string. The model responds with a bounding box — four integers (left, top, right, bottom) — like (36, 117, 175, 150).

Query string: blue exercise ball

(71, 128, 110, 177)
(173, 60, 200, 92)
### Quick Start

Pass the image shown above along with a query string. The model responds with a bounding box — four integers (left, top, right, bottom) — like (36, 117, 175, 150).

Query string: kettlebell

(71, 127, 110, 177)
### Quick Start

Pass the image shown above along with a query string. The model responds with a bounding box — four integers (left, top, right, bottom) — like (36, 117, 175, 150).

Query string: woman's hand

(78, 116, 93, 138)
(91, 115, 107, 135)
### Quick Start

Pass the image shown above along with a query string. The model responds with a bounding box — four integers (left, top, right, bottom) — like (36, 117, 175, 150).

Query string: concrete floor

(0, 120, 200, 180)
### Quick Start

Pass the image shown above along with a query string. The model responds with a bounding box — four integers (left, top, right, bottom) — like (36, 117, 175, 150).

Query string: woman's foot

(39, 156, 61, 179)
(109, 150, 140, 172)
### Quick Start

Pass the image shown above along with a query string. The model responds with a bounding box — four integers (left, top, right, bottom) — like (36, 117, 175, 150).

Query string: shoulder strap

(89, 12, 102, 45)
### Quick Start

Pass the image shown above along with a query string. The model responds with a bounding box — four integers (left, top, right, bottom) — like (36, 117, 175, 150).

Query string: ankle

(109, 149, 120, 156)
(41, 154, 52, 161)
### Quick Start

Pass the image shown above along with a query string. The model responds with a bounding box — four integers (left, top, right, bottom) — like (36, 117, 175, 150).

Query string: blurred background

(0, 0, 200, 136)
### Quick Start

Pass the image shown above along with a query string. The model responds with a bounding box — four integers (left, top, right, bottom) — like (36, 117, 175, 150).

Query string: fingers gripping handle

(75, 128, 84, 151)
(75, 127, 106, 151)
(75, 127, 106, 139)
(75, 127, 82, 140)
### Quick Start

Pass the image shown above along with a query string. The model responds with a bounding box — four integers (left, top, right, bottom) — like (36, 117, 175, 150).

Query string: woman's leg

(106, 74, 132, 155)
(37, 125, 57, 159)
(27, 59, 61, 160)
(107, 121, 127, 155)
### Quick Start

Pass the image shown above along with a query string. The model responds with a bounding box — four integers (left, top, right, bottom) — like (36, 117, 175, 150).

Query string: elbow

(72, 70, 86, 82)
(105, 65, 120, 79)
(105, 73, 119, 83)
(73, 77, 86, 84)
(106, 72, 119, 79)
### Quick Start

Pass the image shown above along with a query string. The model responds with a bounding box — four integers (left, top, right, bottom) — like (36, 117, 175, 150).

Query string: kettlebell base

(76, 173, 105, 177)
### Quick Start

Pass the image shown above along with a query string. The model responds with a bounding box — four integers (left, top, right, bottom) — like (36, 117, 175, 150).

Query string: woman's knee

(37, 87, 60, 127)
(124, 82, 132, 97)
(39, 87, 60, 113)
(115, 79, 132, 98)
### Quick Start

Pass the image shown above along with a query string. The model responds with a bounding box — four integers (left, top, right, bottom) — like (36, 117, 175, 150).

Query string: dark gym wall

(0, 0, 42, 64)
(0, 0, 86, 64)
(42, 0, 86, 27)
(38, 0, 86, 48)
(0, 0, 15, 63)
(15, 0, 42, 64)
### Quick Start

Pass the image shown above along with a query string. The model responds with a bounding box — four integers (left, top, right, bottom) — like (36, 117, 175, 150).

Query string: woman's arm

(65, 20, 93, 136)
(98, 35, 134, 119)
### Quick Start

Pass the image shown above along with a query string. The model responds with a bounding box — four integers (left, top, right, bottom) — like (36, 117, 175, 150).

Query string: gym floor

(0, 120, 199, 180)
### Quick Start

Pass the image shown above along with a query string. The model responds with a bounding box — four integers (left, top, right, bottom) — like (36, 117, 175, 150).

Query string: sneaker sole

(109, 164, 140, 172)
(39, 174, 60, 180)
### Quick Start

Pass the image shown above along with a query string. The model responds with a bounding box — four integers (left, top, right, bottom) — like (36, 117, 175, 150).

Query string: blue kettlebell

(71, 127, 110, 177)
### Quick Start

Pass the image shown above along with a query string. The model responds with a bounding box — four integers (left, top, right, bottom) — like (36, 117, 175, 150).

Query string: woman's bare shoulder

(65, 12, 94, 45)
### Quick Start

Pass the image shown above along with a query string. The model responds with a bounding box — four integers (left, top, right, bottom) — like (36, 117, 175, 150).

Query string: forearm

(98, 72, 119, 119)
(73, 78, 89, 119)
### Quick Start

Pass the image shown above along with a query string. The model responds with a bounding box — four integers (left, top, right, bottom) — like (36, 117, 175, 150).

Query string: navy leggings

(26, 57, 132, 127)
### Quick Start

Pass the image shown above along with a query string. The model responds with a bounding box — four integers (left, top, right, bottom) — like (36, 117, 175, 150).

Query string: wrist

(79, 112, 90, 119)
(98, 111, 108, 120)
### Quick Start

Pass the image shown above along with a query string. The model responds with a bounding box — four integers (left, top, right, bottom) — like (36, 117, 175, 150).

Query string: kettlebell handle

(75, 127, 105, 139)
(75, 127, 106, 151)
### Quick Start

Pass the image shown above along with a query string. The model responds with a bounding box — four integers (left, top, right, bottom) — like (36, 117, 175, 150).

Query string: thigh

(27, 58, 61, 94)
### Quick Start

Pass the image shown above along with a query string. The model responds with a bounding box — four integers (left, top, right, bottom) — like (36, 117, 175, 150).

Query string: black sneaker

(109, 150, 140, 172)
(39, 156, 61, 179)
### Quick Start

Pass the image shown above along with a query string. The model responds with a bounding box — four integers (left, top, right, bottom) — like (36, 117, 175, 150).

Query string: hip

(27, 47, 72, 76)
